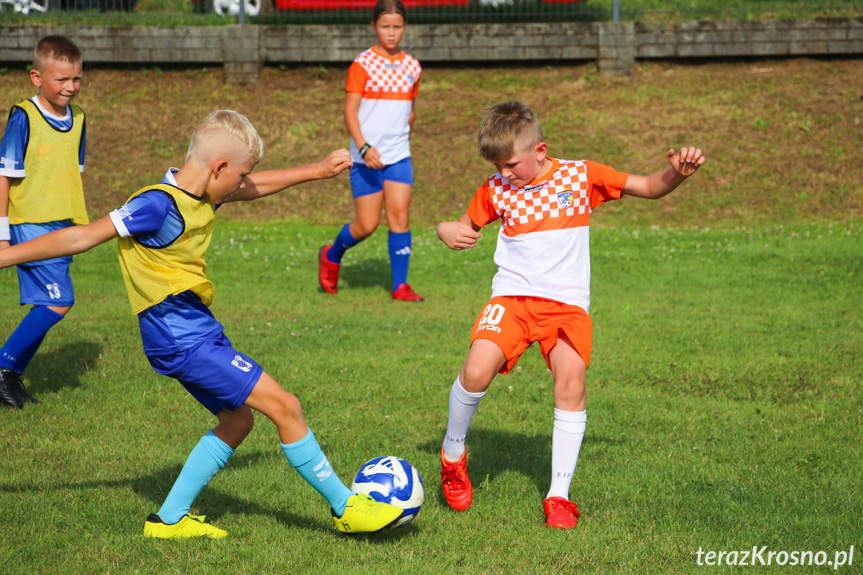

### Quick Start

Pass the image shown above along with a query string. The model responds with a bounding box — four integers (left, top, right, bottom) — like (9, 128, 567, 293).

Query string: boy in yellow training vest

(0, 35, 87, 407)
(0, 110, 404, 538)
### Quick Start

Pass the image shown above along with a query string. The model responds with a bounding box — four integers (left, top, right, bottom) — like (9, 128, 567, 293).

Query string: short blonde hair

(33, 35, 82, 72)
(477, 101, 544, 162)
(187, 110, 264, 166)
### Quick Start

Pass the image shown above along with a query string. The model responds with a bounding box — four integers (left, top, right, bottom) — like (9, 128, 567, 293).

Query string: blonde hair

(476, 101, 544, 162)
(33, 35, 82, 72)
(187, 110, 264, 166)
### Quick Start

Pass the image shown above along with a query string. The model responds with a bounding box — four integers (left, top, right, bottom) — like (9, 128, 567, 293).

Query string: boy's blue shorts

(17, 262, 75, 306)
(147, 332, 264, 416)
(350, 157, 413, 198)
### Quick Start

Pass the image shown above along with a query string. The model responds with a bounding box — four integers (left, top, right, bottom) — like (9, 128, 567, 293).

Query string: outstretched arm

(622, 146, 706, 199)
(437, 213, 483, 250)
(227, 149, 353, 203)
(0, 215, 118, 269)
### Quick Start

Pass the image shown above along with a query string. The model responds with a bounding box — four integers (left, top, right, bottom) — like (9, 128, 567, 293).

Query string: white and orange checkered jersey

(346, 47, 421, 166)
(466, 158, 629, 313)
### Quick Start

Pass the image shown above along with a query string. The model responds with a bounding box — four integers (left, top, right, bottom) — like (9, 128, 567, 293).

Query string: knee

(352, 218, 378, 239)
(386, 207, 410, 230)
(216, 407, 255, 448)
(553, 378, 586, 409)
(273, 392, 304, 422)
(460, 362, 494, 393)
(235, 408, 255, 436)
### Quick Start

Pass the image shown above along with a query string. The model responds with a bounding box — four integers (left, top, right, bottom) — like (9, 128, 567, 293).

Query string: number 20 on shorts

(477, 303, 505, 334)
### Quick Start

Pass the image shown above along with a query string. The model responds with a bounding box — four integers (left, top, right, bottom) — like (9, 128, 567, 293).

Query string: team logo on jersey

(557, 190, 574, 208)
(231, 355, 253, 372)
(385, 63, 399, 70)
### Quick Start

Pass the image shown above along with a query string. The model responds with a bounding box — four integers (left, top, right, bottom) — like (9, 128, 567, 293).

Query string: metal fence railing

(1, 0, 861, 24)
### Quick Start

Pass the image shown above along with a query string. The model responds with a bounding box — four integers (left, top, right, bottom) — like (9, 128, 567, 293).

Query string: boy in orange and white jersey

(436, 101, 706, 529)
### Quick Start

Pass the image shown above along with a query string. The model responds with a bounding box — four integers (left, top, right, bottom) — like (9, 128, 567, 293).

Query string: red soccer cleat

(440, 448, 472, 511)
(392, 283, 424, 302)
(543, 497, 580, 529)
(318, 245, 340, 294)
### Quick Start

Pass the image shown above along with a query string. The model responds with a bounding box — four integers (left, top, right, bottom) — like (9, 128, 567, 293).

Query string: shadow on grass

(23, 341, 103, 396)
(0, 451, 334, 535)
(420, 428, 626, 504)
(339, 257, 390, 292)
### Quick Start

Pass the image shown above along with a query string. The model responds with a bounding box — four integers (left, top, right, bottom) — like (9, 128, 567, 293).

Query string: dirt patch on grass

(1, 57, 861, 227)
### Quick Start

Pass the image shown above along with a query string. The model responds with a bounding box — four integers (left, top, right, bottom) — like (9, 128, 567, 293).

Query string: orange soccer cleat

(440, 448, 472, 511)
(543, 497, 580, 529)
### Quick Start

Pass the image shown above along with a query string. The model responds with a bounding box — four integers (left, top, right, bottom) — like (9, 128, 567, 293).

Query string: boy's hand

(668, 147, 706, 177)
(318, 149, 353, 179)
(437, 220, 482, 250)
(0, 241, 9, 250)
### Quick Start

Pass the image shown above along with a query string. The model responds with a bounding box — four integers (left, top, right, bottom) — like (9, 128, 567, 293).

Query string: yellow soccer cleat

(332, 493, 403, 534)
(143, 513, 227, 539)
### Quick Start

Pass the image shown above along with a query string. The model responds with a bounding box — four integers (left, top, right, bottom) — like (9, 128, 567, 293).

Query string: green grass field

(1, 54, 862, 573)
(0, 219, 860, 573)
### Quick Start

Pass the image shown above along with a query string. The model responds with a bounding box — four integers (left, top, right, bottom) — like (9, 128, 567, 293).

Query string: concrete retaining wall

(1, 19, 860, 84)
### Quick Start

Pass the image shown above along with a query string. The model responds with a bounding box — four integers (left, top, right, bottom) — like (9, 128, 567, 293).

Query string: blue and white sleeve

(0, 108, 29, 178)
(109, 191, 173, 239)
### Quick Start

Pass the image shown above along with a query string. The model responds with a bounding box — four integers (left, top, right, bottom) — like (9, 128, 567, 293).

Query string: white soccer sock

(442, 376, 486, 462)
(546, 409, 587, 500)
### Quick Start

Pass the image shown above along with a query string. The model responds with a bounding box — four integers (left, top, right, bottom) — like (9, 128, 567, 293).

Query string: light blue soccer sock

(157, 430, 234, 524)
(0, 305, 64, 374)
(388, 230, 412, 290)
(281, 428, 352, 516)
(327, 223, 360, 264)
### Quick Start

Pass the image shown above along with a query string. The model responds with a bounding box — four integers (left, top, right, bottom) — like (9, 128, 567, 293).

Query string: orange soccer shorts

(469, 295, 593, 375)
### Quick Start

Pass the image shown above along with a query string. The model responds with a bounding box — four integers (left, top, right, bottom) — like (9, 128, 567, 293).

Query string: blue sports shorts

(350, 157, 414, 198)
(147, 331, 263, 415)
(17, 261, 75, 306)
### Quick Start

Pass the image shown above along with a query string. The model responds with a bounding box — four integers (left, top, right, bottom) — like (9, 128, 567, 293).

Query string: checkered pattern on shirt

(356, 49, 421, 96)
(489, 159, 591, 234)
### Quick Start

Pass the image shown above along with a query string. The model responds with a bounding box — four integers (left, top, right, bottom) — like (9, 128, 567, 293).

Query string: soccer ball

(351, 456, 424, 529)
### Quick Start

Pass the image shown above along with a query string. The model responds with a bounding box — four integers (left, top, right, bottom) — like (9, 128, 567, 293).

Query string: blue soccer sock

(327, 223, 360, 264)
(388, 230, 412, 290)
(0, 305, 64, 374)
(281, 428, 352, 516)
(157, 430, 234, 524)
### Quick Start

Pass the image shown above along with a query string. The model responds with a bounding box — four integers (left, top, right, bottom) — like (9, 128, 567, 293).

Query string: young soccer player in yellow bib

(0, 110, 404, 538)
(436, 101, 706, 529)
(318, 0, 424, 301)
(0, 36, 87, 408)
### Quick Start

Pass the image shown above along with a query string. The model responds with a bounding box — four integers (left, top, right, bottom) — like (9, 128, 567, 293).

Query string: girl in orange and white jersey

(318, 0, 424, 302)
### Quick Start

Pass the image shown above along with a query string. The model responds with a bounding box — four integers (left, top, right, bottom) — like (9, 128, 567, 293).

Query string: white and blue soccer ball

(351, 456, 424, 529)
